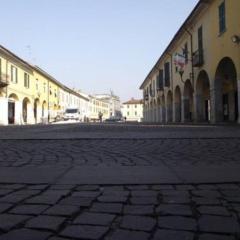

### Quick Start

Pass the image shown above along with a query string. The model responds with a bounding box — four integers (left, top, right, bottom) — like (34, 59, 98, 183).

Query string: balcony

(192, 49, 204, 67)
(0, 73, 10, 88)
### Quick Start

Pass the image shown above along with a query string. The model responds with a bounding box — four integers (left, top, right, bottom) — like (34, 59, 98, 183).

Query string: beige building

(140, 0, 240, 124)
(122, 98, 143, 122)
(0, 45, 90, 125)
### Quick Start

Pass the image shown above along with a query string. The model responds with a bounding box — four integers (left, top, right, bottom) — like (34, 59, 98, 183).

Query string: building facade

(95, 92, 121, 118)
(88, 95, 110, 121)
(140, 0, 240, 124)
(0, 45, 90, 125)
(122, 98, 143, 122)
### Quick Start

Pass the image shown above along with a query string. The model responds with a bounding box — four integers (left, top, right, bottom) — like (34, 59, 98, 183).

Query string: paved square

(0, 123, 240, 239)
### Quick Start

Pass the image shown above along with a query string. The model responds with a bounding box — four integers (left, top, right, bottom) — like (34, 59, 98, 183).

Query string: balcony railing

(0, 73, 10, 88)
(192, 49, 204, 67)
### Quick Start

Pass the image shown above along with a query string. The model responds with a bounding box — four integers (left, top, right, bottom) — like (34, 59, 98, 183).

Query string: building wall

(141, 0, 240, 124)
(122, 103, 143, 122)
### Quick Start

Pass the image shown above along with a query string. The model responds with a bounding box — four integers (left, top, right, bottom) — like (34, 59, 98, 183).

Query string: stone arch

(196, 70, 210, 122)
(161, 94, 166, 123)
(183, 79, 194, 122)
(34, 98, 41, 123)
(22, 97, 31, 124)
(214, 57, 238, 122)
(42, 100, 47, 118)
(167, 90, 173, 122)
(174, 86, 181, 122)
(8, 93, 19, 124)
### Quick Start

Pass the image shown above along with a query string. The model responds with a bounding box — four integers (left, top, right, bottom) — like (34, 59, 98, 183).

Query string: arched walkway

(22, 97, 31, 124)
(196, 70, 210, 122)
(34, 98, 40, 123)
(8, 93, 19, 124)
(42, 101, 47, 118)
(174, 86, 181, 122)
(157, 98, 161, 122)
(167, 91, 173, 122)
(214, 57, 238, 122)
(183, 80, 194, 122)
(161, 95, 166, 123)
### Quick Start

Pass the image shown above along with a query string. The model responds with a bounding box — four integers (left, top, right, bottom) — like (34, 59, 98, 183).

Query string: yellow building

(140, 0, 240, 124)
(0, 45, 88, 125)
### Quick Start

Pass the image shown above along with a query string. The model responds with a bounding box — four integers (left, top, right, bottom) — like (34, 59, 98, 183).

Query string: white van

(64, 108, 80, 121)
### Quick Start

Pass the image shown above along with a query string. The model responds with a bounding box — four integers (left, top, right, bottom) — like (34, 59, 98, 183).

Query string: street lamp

(231, 35, 240, 44)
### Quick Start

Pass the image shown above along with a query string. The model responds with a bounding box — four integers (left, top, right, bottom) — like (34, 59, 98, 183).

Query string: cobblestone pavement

(0, 124, 240, 239)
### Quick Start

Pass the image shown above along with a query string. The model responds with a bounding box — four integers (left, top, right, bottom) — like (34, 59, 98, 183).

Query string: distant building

(95, 91, 121, 118)
(122, 98, 143, 122)
(88, 95, 110, 121)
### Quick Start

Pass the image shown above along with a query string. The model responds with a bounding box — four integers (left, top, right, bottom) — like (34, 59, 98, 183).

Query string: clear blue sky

(1, 0, 198, 102)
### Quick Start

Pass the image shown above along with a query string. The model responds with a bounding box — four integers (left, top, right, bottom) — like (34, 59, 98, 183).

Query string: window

(135, 111, 137, 116)
(43, 82, 46, 93)
(36, 79, 39, 90)
(127, 112, 129, 116)
(54, 89, 57, 98)
(11, 66, 18, 83)
(183, 43, 188, 64)
(157, 69, 164, 90)
(24, 73, 30, 88)
(219, 1, 226, 34)
(127, 105, 129, 108)
(135, 105, 137, 108)
(164, 62, 170, 87)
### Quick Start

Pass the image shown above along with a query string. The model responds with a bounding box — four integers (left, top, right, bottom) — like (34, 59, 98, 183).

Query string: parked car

(63, 108, 80, 121)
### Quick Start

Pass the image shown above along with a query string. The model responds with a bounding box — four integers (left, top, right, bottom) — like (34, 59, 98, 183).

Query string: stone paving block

(10, 204, 49, 215)
(73, 212, 115, 226)
(106, 229, 150, 240)
(198, 206, 230, 216)
(131, 190, 158, 197)
(43, 204, 79, 216)
(130, 197, 158, 205)
(26, 195, 61, 205)
(221, 190, 240, 197)
(152, 185, 174, 190)
(176, 185, 195, 190)
(0, 203, 12, 213)
(153, 229, 194, 240)
(199, 215, 239, 234)
(192, 197, 220, 205)
(76, 185, 100, 191)
(0, 190, 13, 196)
(15, 189, 41, 196)
(192, 190, 222, 198)
(198, 234, 235, 240)
(123, 205, 154, 215)
(126, 185, 149, 190)
(26, 215, 65, 232)
(27, 184, 48, 190)
(156, 204, 192, 216)
(98, 195, 128, 203)
(162, 196, 191, 204)
(198, 184, 219, 190)
(60, 225, 109, 239)
(0, 184, 25, 190)
(90, 203, 123, 214)
(0, 228, 51, 240)
(59, 196, 94, 207)
(49, 184, 75, 190)
(71, 191, 100, 198)
(0, 214, 30, 231)
(48, 237, 69, 240)
(0, 194, 29, 204)
(42, 190, 70, 196)
(158, 216, 197, 231)
(121, 215, 156, 231)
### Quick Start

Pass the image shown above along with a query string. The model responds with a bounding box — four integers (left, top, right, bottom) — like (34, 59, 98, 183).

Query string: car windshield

(65, 109, 78, 114)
